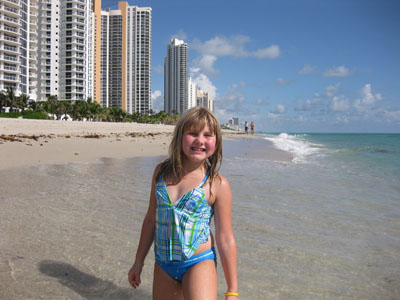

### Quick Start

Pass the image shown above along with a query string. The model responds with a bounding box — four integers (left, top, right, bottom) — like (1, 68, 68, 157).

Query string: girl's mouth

(191, 147, 206, 152)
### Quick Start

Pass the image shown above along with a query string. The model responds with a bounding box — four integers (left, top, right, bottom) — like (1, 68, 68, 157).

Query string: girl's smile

(182, 125, 216, 163)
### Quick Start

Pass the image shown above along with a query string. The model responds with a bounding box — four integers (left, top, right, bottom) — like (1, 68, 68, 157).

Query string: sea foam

(264, 133, 322, 163)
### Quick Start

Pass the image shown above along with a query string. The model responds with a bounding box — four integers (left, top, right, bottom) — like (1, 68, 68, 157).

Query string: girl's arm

(128, 165, 159, 288)
(213, 175, 239, 299)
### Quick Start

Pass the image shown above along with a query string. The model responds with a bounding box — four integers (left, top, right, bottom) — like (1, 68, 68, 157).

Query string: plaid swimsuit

(154, 172, 214, 263)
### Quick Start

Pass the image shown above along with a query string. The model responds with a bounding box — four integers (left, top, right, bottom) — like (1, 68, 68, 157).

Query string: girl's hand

(128, 262, 144, 288)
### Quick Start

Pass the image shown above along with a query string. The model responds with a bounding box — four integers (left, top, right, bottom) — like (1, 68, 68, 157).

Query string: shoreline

(0, 118, 262, 170)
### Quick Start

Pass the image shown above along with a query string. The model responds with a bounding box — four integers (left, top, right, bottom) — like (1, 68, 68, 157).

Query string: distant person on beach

(244, 121, 249, 134)
(250, 122, 255, 135)
(128, 107, 239, 299)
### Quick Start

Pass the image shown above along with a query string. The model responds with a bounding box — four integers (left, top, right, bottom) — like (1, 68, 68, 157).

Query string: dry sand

(0, 118, 246, 170)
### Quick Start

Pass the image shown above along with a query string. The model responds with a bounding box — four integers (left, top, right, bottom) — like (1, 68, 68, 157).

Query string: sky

(102, 0, 400, 133)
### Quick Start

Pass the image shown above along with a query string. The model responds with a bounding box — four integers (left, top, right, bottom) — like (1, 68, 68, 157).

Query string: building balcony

(1, 74, 19, 82)
(2, 0, 20, 9)
(1, 45, 18, 54)
(29, 12, 38, 20)
(0, 54, 19, 63)
(0, 5, 19, 18)
(2, 24, 20, 35)
(1, 15, 19, 26)
(30, 3, 38, 10)
(0, 64, 18, 73)
(0, 34, 18, 44)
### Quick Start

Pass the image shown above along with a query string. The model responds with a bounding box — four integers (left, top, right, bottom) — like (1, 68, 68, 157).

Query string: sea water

(222, 133, 400, 299)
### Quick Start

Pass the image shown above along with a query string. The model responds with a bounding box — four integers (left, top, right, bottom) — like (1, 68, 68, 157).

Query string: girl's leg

(182, 260, 218, 300)
(153, 263, 183, 300)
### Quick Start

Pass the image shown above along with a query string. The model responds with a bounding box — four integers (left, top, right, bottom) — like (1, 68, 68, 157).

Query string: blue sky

(102, 0, 400, 133)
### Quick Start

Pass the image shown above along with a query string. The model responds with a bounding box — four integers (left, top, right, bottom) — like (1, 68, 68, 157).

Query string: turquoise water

(263, 133, 400, 178)
(221, 133, 400, 299)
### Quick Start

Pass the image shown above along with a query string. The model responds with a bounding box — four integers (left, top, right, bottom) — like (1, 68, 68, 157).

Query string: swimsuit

(154, 172, 215, 281)
(156, 248, 216, 281)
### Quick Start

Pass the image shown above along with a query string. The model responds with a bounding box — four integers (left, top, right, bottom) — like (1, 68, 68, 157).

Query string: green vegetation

(0, 88, 179, 125)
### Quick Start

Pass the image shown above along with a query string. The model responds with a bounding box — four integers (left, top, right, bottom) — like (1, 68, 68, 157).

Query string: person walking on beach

(244, 121, 249, 134)
(250, 122, 255, 135)
(128, 107, 239, 300)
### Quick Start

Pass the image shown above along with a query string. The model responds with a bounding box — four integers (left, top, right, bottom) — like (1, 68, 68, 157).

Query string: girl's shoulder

(211, 173, 231, 192)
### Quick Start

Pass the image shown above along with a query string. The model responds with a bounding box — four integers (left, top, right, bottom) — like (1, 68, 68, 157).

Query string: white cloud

(256, 98, 268, 105)
(193, 54, 218, 74)
(275, 77, 290, 86)
(192, 73, 217, 99)
(323, 65, 351, 77)
(191, 35, 280, 59)
(253, 45, 280, 59)
(330, 95, 350, 112)
(170, 29, 187, 41)
(151, 90, 163, 112)
(384, 110, 400, 122)
(298, 64, 317, 75)
(268, 104, 286, 119)
(354, 83, 383, 112)
(325, 83, 340, 97)
(277, 104, 286, 114)
(295, 97, 322, 111)
(267, 112, 280, 119)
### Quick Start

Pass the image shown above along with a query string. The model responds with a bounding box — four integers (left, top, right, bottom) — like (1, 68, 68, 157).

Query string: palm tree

(88, 101, 101, 121)
(0, 90, 6, 111)
(17, 94, 30, 111)
(5, 87, 17, 111)
(59, 100, 72, 120)
(46, 95, 59, 119)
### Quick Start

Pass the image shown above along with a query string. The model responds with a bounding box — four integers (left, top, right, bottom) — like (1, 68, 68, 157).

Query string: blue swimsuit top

(154, 172, 214, 262)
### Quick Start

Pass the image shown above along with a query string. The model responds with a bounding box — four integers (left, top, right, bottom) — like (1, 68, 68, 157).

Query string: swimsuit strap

(200, 172, 209, 188)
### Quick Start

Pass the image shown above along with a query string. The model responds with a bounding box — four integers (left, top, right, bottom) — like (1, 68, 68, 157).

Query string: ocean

(1, 133, 399, 299)
(223, 133, 400, 299)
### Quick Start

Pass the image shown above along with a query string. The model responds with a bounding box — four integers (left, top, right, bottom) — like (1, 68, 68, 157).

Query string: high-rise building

(59, 0, 94, 101)
(1, 0, 152, 114)
(36, 0, 59, 100)
(0, 0, 35, 97)
(188, 77, 196, 109)
(99, 2, 151, 113)
(164, 38, 188, 114)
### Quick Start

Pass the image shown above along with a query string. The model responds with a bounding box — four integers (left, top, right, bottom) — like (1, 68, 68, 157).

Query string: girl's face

(182, 124, 216, 164)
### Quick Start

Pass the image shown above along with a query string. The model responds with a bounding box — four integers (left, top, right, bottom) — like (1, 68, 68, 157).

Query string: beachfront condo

(0, 0, 152, 114)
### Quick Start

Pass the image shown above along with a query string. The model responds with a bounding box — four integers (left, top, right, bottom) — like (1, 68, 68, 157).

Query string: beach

(1, 119, 399, 299)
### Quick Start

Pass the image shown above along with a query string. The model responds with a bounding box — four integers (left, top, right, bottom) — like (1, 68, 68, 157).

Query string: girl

(128, 107, 239, 299)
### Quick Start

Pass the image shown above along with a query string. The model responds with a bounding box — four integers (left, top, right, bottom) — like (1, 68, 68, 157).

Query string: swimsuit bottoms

(156, 248, 217, 282)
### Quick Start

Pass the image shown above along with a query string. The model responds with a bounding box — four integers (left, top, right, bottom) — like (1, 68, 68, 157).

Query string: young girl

(128, 107, 239, 299)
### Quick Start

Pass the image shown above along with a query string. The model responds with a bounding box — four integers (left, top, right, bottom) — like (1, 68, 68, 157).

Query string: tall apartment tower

(58, 0, 94, 101)
(188, 77, 196, 109)
(164, 38, 188, 114)
(100, 2, 152, 114)
(0, 0, 36, 97)
(36, 0, 60, 100)
(1, 0, 152, 114)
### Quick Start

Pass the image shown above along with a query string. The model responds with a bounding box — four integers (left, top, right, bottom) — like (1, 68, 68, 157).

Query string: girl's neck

(181, 159, 207, 176)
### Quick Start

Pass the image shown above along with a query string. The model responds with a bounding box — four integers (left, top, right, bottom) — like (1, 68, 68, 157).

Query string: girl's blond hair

(157, 107, 222, 186)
